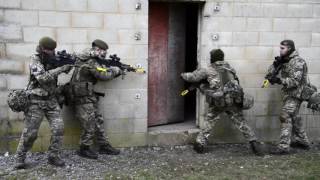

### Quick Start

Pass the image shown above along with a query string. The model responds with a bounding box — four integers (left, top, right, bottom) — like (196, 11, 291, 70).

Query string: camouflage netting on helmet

(7, 89, 29, 112)
(242, 93, 254, 110)
(307, 92, 320, 111)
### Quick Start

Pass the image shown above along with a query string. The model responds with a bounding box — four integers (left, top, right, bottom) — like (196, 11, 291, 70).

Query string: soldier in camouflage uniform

(181, 49, 263, 155)
(266, 40, 310, 154)
(68, 39, 121, 159)
(15, 37, 71, 169)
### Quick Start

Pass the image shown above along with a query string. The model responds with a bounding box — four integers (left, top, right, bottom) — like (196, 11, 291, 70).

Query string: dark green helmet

(39, 37, 57, 50)
(210, 49, 224, 63)
(92, 39, 108, 50)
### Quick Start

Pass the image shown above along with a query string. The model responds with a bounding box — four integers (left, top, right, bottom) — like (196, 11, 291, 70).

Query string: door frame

(147, 1, 205, 128)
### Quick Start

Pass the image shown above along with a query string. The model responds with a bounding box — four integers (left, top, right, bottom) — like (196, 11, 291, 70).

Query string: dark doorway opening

(148, 2, 200, 127)
(184, 3, 199, 122)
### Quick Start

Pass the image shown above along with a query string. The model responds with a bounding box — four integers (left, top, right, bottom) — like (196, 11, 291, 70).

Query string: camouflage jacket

(27, 55, 60, 97)
(69, 48, 120, 104)
(182, 61, 242, 106)
(267, 51, 309, 99)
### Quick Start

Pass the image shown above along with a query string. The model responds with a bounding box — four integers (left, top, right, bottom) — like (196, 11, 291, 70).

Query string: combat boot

(48, 156, 65, 167)
(14, 158, 26, 169)
(99, 144, 120, 155)
(78, 145, 98, 159)
(193, 142, 205, 154)
(249, 140, 264, 156)
(290, 141, 311, 150)
(269, 147, 290, 155)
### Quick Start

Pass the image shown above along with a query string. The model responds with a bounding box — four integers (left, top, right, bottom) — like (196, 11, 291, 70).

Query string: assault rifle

(95, 54, 146, 79)
(180, 79, 208, 96)
(262, 56, 283, 88)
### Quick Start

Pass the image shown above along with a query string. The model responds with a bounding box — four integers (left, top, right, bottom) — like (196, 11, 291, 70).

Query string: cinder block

(55, 0, 87, 12)
(0, 9, 4, 22)
(233, 3, 262, 17)
(0, 0, 21, 8)
(233, 32, 259, 45)
(6, 43, 37, 59)
(21, 0, 55, 10)
(300, 19, 320, 32)
(0, 59, 25, 74)
(314, 5, 320, 17)
(0, 91, 8, 106)
(104, 14, 135, 29)
(88, 0, 118, 13)
(299, 47, 320, 61)
(119, 0, 148, 14)
(57, 29, 87, 44)
(307, 60, 320, 74)
(134, 15, 148, 29)
(245, 46, 273, 60)
(262, 3, 287, 17)
(72, 43, 90, 52)
(107, 132, 147, 147)
(287, 4, 313, 18)
(273, 18, 299, 32)
(133, 45, 148, 59)
(106, 44, 134, 59)
(118, 29, 148, 45)
(6, 75, 28, 90)
(204, 17, 246, 32)
(312, 33, 320, 46)
(220, 47, 246, 60)
(0, 75, 7, 90)
(285, 32, 311, 47)
(72, 13, 103, 28)
(211, 2, 233, 17)
(23, 27, 55, 43)
(259, 32, 285, 46)
(256, 88, 282, 102)
(238, 74, 266, 88)
(39, 11, 71, 27)
(87, 29, 118, 44)
(4, 10, 38, 26)
(0, 43, 5, 58)
(247, 18, 272, 31)
(0, 23, 22, 40)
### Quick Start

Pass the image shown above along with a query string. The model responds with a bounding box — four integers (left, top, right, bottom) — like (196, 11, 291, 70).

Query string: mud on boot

(78, 145, 98, 159)
(99, 144, 120, 155)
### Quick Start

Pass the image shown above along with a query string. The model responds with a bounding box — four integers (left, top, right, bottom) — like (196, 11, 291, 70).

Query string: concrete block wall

(201, 0, 320, 143)
(1, 0, 320, 152)
(0, 0, 149, 152)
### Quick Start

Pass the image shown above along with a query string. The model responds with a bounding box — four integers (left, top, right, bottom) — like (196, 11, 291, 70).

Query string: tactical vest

(212, 62, 244, 107)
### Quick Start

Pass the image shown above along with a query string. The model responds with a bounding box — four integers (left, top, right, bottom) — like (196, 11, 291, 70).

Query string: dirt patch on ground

(0, 144, 320, 179)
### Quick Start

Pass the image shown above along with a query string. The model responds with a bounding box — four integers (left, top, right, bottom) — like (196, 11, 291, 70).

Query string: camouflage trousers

(278, 96, 309, 150)
(196, 106, 257, 145)
(75, 101, 109, 146)
(16, 98, 64, 161)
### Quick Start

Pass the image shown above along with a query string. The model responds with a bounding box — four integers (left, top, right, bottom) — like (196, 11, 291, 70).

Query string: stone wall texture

(0, 0, 320, 152)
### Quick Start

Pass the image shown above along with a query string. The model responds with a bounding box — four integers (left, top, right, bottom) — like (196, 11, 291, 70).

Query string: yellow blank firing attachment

(135, 68, 146, 73)
(180, 90, 189, 96)
(96, 67, 108, 72)
(262, 79, 269, 88)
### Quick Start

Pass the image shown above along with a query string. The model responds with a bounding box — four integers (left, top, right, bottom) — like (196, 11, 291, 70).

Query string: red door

(148, 2, 186, 126)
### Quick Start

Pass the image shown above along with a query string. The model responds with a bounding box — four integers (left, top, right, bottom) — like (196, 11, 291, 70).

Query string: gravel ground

(0, 143, 320, 179)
